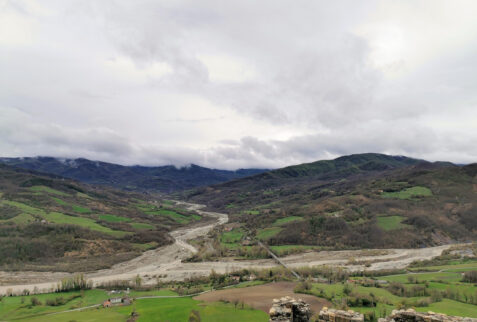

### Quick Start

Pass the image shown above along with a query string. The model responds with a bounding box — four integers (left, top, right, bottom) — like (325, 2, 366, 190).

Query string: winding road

(0, 202, 457, 295)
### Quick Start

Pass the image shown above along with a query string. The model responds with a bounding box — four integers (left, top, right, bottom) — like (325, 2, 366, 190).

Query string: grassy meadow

(0, 288, 268, 322)
(295, 257, 477, 319)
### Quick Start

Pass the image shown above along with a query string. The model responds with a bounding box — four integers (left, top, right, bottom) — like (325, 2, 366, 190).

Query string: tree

(134, 274, 142, 288)
(343, 283, 352, 296)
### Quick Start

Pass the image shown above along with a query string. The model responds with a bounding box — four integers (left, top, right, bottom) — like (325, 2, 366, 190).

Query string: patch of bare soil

(194, 282, 331, 314)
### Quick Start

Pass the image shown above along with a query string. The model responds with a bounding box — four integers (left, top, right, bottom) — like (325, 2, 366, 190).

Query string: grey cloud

(1, 1, 476, 169)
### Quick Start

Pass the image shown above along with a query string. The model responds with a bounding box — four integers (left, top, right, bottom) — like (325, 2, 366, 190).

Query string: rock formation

(269, 296, 311, 322)
(271, 303, 477, 322)
(378, 309, 477, 322)
(317, 307, 364, 322)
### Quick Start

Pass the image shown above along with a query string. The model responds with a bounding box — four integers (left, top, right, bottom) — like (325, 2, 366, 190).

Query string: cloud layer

(1, 0, 477, 169)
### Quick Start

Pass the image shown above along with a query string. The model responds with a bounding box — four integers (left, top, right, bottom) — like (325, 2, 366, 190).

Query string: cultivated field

(195, 281, 331, 313)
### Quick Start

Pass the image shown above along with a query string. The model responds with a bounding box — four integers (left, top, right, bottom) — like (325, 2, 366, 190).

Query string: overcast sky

(1, 0, 477, 169)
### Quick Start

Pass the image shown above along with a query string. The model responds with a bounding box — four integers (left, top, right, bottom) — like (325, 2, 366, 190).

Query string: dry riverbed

(0, 202, 457, 295)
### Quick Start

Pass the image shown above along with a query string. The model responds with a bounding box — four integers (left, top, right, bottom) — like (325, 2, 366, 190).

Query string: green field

(244, 210, 260, 215)
(380, 271, 463, 283)
(2, 200, 47, 216)
(256, 227, 282, 240)
(72, 204, 91, 213)
(293, 256, 477, 318)
(0, 289, 110, 320)
(99, 214, 132, 223)
(44, 212, 129, 237)
(1, 212, 35, 224)
(376, 215, 411, 231)
(272, 216, 304, 226)
(221, 229, 244, 244)
(269, 245, 320, 255)
(76, 192, 93, 199)
(409, 261, 477, 273)
(2, 200, 129, 237)
(0, 289, 268, 322)
(419, 299, 477, 317)
(145, 208, 195, 224)
(302, 280, 477, 318)
(382, 186, 433, 199)
(29, 185, 69, 196)
(51, 197, 68, 206)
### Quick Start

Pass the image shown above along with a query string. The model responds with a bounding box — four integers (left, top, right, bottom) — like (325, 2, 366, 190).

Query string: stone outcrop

(318, 307, 364, 322)
(269, 296, 311, 322)
(378, 309, 477, 322)
(271, 304, 477, 322)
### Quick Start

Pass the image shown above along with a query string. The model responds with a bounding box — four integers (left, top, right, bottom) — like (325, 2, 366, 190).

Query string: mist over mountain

(0, 157, 268, 193)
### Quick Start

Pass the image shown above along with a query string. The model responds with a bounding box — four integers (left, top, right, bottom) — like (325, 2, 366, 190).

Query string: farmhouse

(102, 297, 132, 308)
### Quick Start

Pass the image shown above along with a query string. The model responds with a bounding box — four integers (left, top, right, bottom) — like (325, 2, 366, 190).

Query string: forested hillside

(185, 154, 476, 250)
(0, 157, 267, 193)
(0, 164, 201, 272)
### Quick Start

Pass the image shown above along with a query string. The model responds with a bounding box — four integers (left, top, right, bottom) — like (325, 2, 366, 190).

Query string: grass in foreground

(5, 291, 268, 322)
(0, 289, 109, 320)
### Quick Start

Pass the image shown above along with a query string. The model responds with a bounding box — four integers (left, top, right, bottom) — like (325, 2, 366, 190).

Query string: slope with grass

(0, 164, 202, 272)
(0, 288, 268, 322)
(296, 257, 477, 319)
(186, 153, 476, 250)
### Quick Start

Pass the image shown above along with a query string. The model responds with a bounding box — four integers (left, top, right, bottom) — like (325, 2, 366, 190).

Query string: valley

(0, 200, 465, 295)
(0, 154, 476, 321)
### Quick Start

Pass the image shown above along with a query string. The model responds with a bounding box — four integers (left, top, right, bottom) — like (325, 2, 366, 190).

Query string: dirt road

(0, 202, 457, 295)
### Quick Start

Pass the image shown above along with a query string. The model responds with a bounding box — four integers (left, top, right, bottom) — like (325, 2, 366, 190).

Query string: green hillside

(0, 164, 202, 272)
(185, 154, 476, 254)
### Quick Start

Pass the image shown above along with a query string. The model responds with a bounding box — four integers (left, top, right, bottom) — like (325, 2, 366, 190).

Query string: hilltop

(0, 164, 202, 272)
(184, 153, 476, 253)
(0, 157, 267, 193)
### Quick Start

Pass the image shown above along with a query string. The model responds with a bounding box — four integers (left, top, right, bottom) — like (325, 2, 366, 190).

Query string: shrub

(56, 274, 92, 292)
(46, 297, 66, 306)
(30, 297, 42, 306)
(462, 271, 477, 283)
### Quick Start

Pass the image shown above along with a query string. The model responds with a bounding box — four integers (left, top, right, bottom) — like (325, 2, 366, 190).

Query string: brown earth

(194, 282, 331, 314)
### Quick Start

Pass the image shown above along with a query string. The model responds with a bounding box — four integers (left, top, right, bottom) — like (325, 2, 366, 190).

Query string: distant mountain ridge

(264, 153, 423, 179)
(0, 157, 268, 193)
